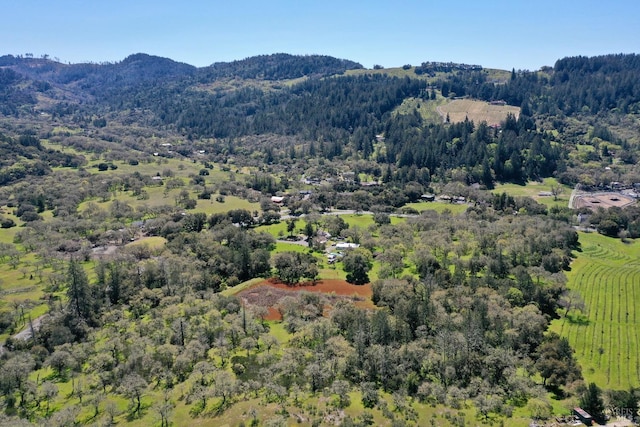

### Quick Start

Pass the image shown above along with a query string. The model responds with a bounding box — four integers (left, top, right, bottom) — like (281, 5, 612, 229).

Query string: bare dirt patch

(573, 192, 636, 210)
(237, 279, 374, 321)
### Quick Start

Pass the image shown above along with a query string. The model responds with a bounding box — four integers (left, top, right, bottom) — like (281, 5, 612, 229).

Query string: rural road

(568, 184, 581, 209)
(435, 105, 447, 123)
(0, 314, 45, 355)
(13, 315, 44, 341)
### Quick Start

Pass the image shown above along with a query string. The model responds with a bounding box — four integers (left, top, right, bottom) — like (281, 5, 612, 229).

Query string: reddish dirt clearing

(237, 279, 374, 321)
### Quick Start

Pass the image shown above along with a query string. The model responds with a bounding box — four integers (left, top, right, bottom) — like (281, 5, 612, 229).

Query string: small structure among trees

(572, 407, 593, 426)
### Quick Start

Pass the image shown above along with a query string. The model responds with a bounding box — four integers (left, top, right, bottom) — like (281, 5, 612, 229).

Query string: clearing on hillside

(437, 99, 520, 126)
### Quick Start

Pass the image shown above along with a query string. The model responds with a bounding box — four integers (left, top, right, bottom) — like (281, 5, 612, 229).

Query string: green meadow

(493, 177, 572, 208)
(403, 201, 469, 215)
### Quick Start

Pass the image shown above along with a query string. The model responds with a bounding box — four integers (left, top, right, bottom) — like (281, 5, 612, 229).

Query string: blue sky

(3, 0, 639, 70)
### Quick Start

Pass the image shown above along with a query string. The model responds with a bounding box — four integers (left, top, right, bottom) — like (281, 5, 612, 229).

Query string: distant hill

(1, 51, 640, 188)
(0, 52, 363, 108)
(202, 53, 363, 81)
(2, 52, 638, 119)
(0, 52, 361, 90)
(0, 67, 37, 114)
(1, 53, 196, 83)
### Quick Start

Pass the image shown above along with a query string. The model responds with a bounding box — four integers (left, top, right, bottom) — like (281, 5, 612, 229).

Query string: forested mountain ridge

(0, 53, 361, 101)
(2, 52, 639, 190)
(2, 52, 639, 119)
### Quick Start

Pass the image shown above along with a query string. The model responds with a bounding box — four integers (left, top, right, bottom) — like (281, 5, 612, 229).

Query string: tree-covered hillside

(203, 53, 363, 80)
(2, 53, 640, 189)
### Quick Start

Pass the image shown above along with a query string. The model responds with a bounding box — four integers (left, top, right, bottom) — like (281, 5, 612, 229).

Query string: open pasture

(493, 178, 572, 208)
(403, 201, 469, 215)
(550, 232, 640, 389)
(437, 99, 520, 126)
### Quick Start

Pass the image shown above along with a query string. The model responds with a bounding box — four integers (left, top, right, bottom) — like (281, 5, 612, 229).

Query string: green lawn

(493, 178, 572, 208)
(273, 241, 311, 254)
(257, 220, 291, 239)
(550, 232, 640, 389)
(341, 214, 376, 229)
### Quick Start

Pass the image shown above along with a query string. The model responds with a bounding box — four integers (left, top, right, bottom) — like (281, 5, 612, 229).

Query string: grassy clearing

(125, 236, 167, 250)
(44, 139, 246, 186)
(265, 321, 290, 345)
(549, 232, 640, 389)
(273, 241, 311, 254)
(0, 207, 24, 244)
(89, 157, 201, 179)
(0, 226, 20, 245)
(78, 185, 259, 218)
(0, 254, 51, 341)
(493, 178, 572, 208)
(115, 387, 531, 427)
(403, 201, 469, 215)
(256, 220, 290, 239)
(438, 99, 520, 126)
(394, 96, 449, 124)
(318, 266, 348, 281)
(340, 214, 375, 229)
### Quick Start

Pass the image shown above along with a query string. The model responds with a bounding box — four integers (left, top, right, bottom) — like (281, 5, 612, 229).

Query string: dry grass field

(437, 99, 520, 126)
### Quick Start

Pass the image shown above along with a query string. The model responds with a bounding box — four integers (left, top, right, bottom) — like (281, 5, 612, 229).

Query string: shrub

(1, 217, 16, 228)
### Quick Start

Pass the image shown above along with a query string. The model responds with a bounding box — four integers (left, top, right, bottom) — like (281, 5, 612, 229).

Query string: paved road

(0, 315, 45, 355)
(13, 315, 44, 341)
(280, 209, 423, 221)
(276, 238, 310, 247)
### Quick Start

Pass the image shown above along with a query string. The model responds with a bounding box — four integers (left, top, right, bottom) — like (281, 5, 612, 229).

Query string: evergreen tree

(580, 382, 605, 424)
(66, 259, 92, 320)
(481, 159, 494, 189)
